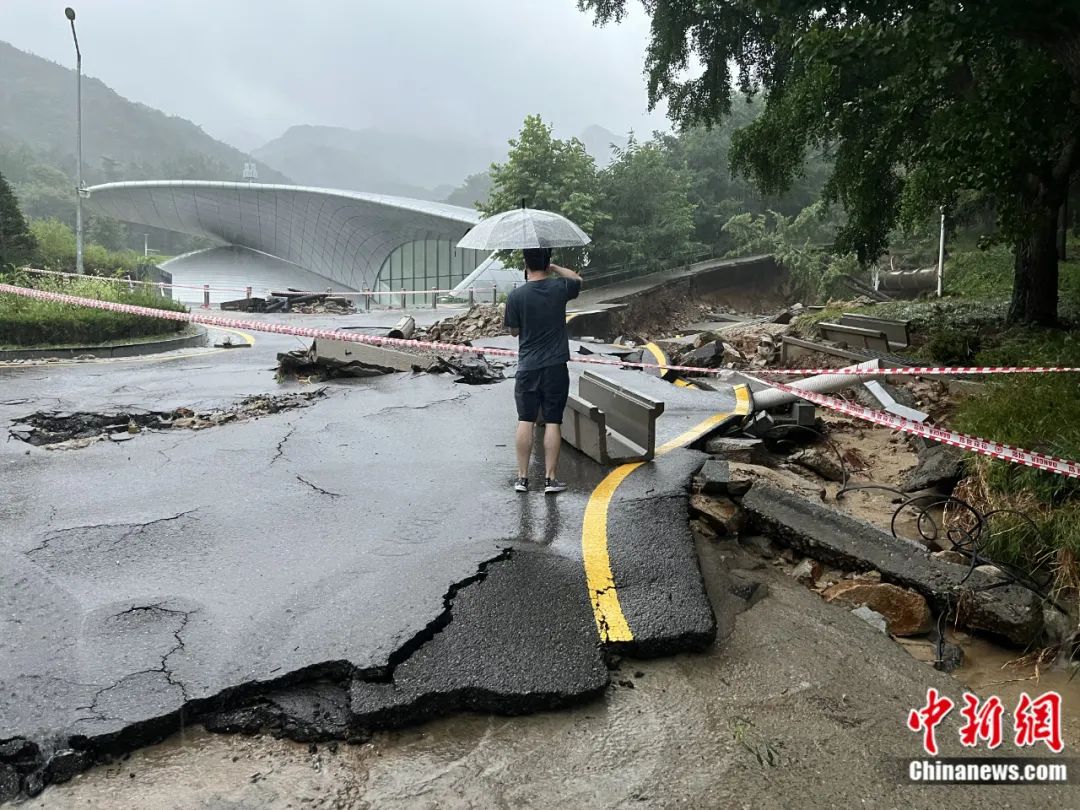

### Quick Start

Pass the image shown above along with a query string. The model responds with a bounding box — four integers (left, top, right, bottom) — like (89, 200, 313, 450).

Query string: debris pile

(221, 290, 356, 315)
(420, 304, 507, 343)
(427, 354, 505, 385)
(9, 391, 326, 449)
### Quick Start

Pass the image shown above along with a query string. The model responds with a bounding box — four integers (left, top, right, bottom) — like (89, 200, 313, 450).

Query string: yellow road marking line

(581, 384, 751, 643)
(643, 342, 668, 377)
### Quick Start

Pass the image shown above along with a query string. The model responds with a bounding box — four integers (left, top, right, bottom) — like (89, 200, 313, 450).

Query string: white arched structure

(84, 181, 487, 292)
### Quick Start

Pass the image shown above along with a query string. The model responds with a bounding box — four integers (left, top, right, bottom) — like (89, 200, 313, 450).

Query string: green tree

(592, 136, 700, 271)
(580, 1, 1080, 325)
(0, 170, 37, 267)
(721, 202, 856, 301)
(15, 163, 75, 223)
(483, 115, 603, 267)
(29, 218, 77, 270)
(444, 171, 493, 209)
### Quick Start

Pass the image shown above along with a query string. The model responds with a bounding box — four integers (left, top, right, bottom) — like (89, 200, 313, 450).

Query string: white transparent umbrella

(456, 205, 591, 250)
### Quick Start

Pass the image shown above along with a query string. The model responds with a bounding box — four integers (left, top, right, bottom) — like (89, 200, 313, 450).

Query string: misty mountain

(252, 125, 500, 201)
(0, 40, 288, 184)
(578, 125, 629, 166)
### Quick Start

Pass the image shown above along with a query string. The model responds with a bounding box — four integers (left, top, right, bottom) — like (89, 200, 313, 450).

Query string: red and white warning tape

(752, 377, 1080, 480)
(2, 283, 1078, 478)
(19, 268, 496, 298)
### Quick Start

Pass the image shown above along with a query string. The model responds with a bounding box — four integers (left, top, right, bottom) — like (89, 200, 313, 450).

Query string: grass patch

(0, 269, 188, 347)
(952, 374, 1080, 587)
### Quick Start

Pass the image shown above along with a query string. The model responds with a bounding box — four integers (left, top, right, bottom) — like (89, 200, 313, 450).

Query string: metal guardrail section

(780, 335, 922, 369)
(562, 370, 665, 465)
(838, 313, 910, 348)
(817, 322, 891, 352)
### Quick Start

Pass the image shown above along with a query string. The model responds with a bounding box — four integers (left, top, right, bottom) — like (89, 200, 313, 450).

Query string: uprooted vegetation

(9, 391, 326, 449)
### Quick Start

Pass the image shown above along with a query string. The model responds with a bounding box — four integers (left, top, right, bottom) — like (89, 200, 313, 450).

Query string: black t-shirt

(504, 276, 582, 373)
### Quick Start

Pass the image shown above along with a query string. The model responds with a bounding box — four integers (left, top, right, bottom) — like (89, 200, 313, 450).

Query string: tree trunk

(1008, 205, 1060, 326)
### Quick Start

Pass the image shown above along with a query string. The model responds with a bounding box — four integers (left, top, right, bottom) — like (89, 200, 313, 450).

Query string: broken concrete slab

(702, 437, 765, 463)
(740, 483, 1044, 645)
(313, 336, 425, 373)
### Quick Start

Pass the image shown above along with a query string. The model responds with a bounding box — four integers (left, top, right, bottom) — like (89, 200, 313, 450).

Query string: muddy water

(33, 560, 1079, 810)
(897, 629, 1080, 748)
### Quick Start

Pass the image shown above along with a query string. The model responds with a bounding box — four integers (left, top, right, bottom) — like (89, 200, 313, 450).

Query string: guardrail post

(468, 287, 475, 306)
(157, 282, 165, 298)
(245, 286, 252, 299)
(363, 287, 371, 311)
(431, 287, 437, 309)
(400, 288, 406, 310)
(126, 275, 134, 292)
(491, 286, 498, 304)
(202, 284, 210, 309)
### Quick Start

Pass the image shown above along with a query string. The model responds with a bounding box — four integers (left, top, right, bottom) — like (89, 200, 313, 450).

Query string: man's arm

(549, 263, 583, 283)
(504, 294, 521, 337)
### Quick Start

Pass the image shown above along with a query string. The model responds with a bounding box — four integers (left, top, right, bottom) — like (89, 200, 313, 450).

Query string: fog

(0, 0, 669, 150)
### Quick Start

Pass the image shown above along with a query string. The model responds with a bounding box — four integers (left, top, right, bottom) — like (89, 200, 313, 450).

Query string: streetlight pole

(65, 7, 84, 275)
(936, 205, 945, 298)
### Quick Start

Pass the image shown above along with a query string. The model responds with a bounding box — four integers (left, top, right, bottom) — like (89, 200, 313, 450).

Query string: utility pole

(144, 233, 150, 258)
(936, 206, 945, 298)
(65, 7, 85, 274)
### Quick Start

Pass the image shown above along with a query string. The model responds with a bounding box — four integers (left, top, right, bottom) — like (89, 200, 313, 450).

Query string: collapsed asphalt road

(0, 312, 739, 799)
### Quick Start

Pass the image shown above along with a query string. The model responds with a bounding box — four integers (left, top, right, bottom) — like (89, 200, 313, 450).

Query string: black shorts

(515, 364, 570, 424)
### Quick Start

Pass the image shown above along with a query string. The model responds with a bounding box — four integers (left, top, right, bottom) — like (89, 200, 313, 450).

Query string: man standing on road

(504, 247, 583, 494)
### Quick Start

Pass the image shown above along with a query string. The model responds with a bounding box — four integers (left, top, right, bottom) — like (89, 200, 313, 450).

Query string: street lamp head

(64, 7, 76, 21)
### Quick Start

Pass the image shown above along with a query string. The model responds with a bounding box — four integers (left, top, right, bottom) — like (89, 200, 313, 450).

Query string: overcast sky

(0, 0, 670, 151)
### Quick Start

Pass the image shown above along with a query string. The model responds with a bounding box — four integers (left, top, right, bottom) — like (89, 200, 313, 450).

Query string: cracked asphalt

(0, 308, 734, 794)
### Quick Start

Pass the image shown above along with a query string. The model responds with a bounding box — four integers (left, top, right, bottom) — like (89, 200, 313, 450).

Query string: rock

(22, 768, 45, 797)
(1043, 607, 1074, 646)
(851, 606, 888, 633)
(933, 640, 965, 674)
(694, 459, 732, 494)
(0, 764, 19, 803)
(703, 437, 764, 463)
(689, 518, 718, 544)
(854, 569, 882, 582)
(974, 564, 1006, 579)
(932, 549, 969, 566)
(903, 444, 966, 492)
(739, 535, 778, 559)
(0, 738, 40, 772)
(689, 494, 743, 536)
(780, 548, 798, 564)
(728, 571, 768, 607)
(685, 341, 723, 367)
(824, 581, 933, 636)
(791, 446, 845, 482)
(789, 558, 822, 585)
(44, 749, 91, 784)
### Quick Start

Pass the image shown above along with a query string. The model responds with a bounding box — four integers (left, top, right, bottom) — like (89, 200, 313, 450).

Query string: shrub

(0, 270, 188, 347)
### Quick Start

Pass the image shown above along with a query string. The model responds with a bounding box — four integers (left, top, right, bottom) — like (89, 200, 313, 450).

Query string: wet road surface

(1, 308, 741, 794)
(29, 539, 1079, 809)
